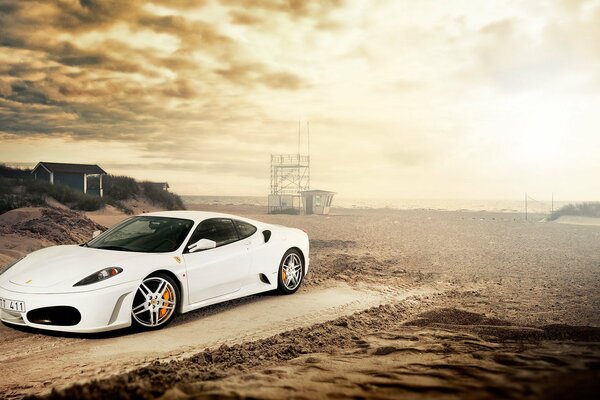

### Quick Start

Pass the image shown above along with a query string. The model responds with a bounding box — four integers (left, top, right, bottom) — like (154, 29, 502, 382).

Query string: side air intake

(262, 230, 272, 243)
(259, 273, 271, 284)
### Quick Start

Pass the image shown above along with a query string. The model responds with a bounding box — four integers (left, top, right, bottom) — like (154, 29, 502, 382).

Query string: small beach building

(300, 190, 336, 215)
(31, 162, 107, 197)
(147, 182, 170, 191)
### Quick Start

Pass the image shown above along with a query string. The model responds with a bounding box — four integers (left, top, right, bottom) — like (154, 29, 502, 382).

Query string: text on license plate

(0, 298, 26, 313)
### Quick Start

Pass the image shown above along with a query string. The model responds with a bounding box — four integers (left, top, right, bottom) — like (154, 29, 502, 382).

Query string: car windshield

(87, 216, 194, 253)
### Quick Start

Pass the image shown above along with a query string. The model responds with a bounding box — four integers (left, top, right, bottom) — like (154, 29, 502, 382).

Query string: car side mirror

(188, 238, 217, 253)
(92, 230, 102, 238)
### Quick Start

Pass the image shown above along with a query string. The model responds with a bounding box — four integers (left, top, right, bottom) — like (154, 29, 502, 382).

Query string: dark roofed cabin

(31, 162, 107, 197)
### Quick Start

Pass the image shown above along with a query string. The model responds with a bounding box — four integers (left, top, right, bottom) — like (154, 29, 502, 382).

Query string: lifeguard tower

(268, 122, 335, 214)
(268, 153, 309, 214)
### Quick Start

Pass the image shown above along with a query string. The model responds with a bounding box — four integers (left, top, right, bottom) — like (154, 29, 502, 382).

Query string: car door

(183, 218, 251, 305)
(232, 219, 261, 280)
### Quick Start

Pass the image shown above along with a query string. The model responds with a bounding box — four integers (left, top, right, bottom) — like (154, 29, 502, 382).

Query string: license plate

(0, 298, 26, 313)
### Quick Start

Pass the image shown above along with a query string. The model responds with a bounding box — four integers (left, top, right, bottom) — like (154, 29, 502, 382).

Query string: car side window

(188, 218, 239, 248)
(234, 220, 257, 239)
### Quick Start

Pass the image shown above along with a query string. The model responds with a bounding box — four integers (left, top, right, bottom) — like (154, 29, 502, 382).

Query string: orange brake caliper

(160, 290, 170, 317)
(282, 269, 287, 282)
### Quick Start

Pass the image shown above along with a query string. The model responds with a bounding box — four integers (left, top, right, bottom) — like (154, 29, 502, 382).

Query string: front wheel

(277, 249, 304, 294)
(131, 274, 179, 330)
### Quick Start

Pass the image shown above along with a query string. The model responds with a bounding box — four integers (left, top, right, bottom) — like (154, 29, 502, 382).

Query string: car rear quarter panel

(250, 225, 309, 280)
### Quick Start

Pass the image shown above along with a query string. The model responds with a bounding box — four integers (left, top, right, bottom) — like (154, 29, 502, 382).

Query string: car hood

(1, 245, 178, 293)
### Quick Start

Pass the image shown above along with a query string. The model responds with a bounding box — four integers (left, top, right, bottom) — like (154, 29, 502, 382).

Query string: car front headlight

(0, 256, 25, 277)
(74, 267, 123, 287)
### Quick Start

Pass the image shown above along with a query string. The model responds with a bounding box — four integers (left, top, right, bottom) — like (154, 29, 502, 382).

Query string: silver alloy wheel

(132, 277, 177, 328)
(282, 253, 302, 291)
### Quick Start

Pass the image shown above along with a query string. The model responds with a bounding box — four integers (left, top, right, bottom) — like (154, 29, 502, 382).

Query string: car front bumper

(0, 282, 139, 333)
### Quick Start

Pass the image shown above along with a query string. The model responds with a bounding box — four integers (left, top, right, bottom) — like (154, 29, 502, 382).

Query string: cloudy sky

(0, 0, 599, 200)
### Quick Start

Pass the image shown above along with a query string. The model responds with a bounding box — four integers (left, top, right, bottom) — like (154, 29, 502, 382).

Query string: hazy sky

(1, 0, 599, 200)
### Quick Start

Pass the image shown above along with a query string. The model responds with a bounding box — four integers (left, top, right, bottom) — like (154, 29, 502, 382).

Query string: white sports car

(0, 211, 309, 333)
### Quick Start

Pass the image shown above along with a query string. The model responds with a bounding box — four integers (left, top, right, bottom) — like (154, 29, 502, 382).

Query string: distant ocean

(183, 196, 569, 214)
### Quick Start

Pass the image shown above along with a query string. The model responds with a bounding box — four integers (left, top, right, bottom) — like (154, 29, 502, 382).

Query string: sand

(84, 205, 129, 228)
(0, 205, 598, 399)
(0, 208, 106, 268)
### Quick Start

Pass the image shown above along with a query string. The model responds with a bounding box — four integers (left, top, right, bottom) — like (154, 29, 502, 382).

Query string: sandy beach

(0, 205, 598, 399)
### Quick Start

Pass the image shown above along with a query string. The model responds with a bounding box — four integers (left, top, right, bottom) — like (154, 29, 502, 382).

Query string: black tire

(277, 249, 304, 295)
(131, 273, 180, 331)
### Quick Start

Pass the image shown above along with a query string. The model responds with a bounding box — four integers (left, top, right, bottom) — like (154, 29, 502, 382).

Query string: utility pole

(525, 192, 528, 221)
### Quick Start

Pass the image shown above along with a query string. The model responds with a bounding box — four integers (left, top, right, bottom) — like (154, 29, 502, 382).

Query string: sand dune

(0, 208, 105, 268)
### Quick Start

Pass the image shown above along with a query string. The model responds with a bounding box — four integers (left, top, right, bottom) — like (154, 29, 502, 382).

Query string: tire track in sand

(0, 282, 439, 399)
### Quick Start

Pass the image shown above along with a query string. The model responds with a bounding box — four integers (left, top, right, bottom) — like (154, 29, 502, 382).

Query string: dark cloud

(161, 78, 197, 99)
(47, 0, 142, 32)
(229, 10, 263, 26)
(216, 63, 307, 90)
(47, 44, 145, 77)
(261, 71, 306, 90)
(222, 0, 345, 30)
(8, 80, 58, 106)
(220, 0, 344, 20)
(0, 80, 11, 96)
(0, 0, 139, 50)
(151, 0, 209, 9)
(135, 13, 234, 51)
(0, 0, 314, 82)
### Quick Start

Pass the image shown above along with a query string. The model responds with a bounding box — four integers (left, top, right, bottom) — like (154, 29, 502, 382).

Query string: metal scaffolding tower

(268, 123, 310, 214)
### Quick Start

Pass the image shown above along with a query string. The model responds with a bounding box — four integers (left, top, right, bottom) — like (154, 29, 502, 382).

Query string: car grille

(27, 306, 81, 326)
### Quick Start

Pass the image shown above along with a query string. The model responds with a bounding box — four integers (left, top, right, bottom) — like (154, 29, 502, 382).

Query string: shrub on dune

(140, 182, 185, 210)
(549, 202, 600, 221)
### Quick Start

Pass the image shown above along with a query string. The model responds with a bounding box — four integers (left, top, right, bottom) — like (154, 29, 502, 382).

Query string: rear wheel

(131, 274, 179, 330)
(277, 249, 304, 294)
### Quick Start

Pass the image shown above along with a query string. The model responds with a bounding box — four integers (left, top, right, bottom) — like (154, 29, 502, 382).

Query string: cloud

(9, 80, 59, 106)
(216, 63, 307, 90)
(220, 0, 344, 21)
(0, 0, 326, 147)
(221, 0, 345, 31)
(151, 0, 209, 9)
(228, 10, 264, 26)
(161, 78, 196, 99)
(46, 0, 142, 31)
(135, 13, 234, 52)
(467, 2, 600, 92)
(0, 79, 13, 96)
(385, 145, 430, 168)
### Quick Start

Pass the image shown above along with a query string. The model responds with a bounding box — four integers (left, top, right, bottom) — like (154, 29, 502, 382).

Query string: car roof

(141, 210, 259, 224)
